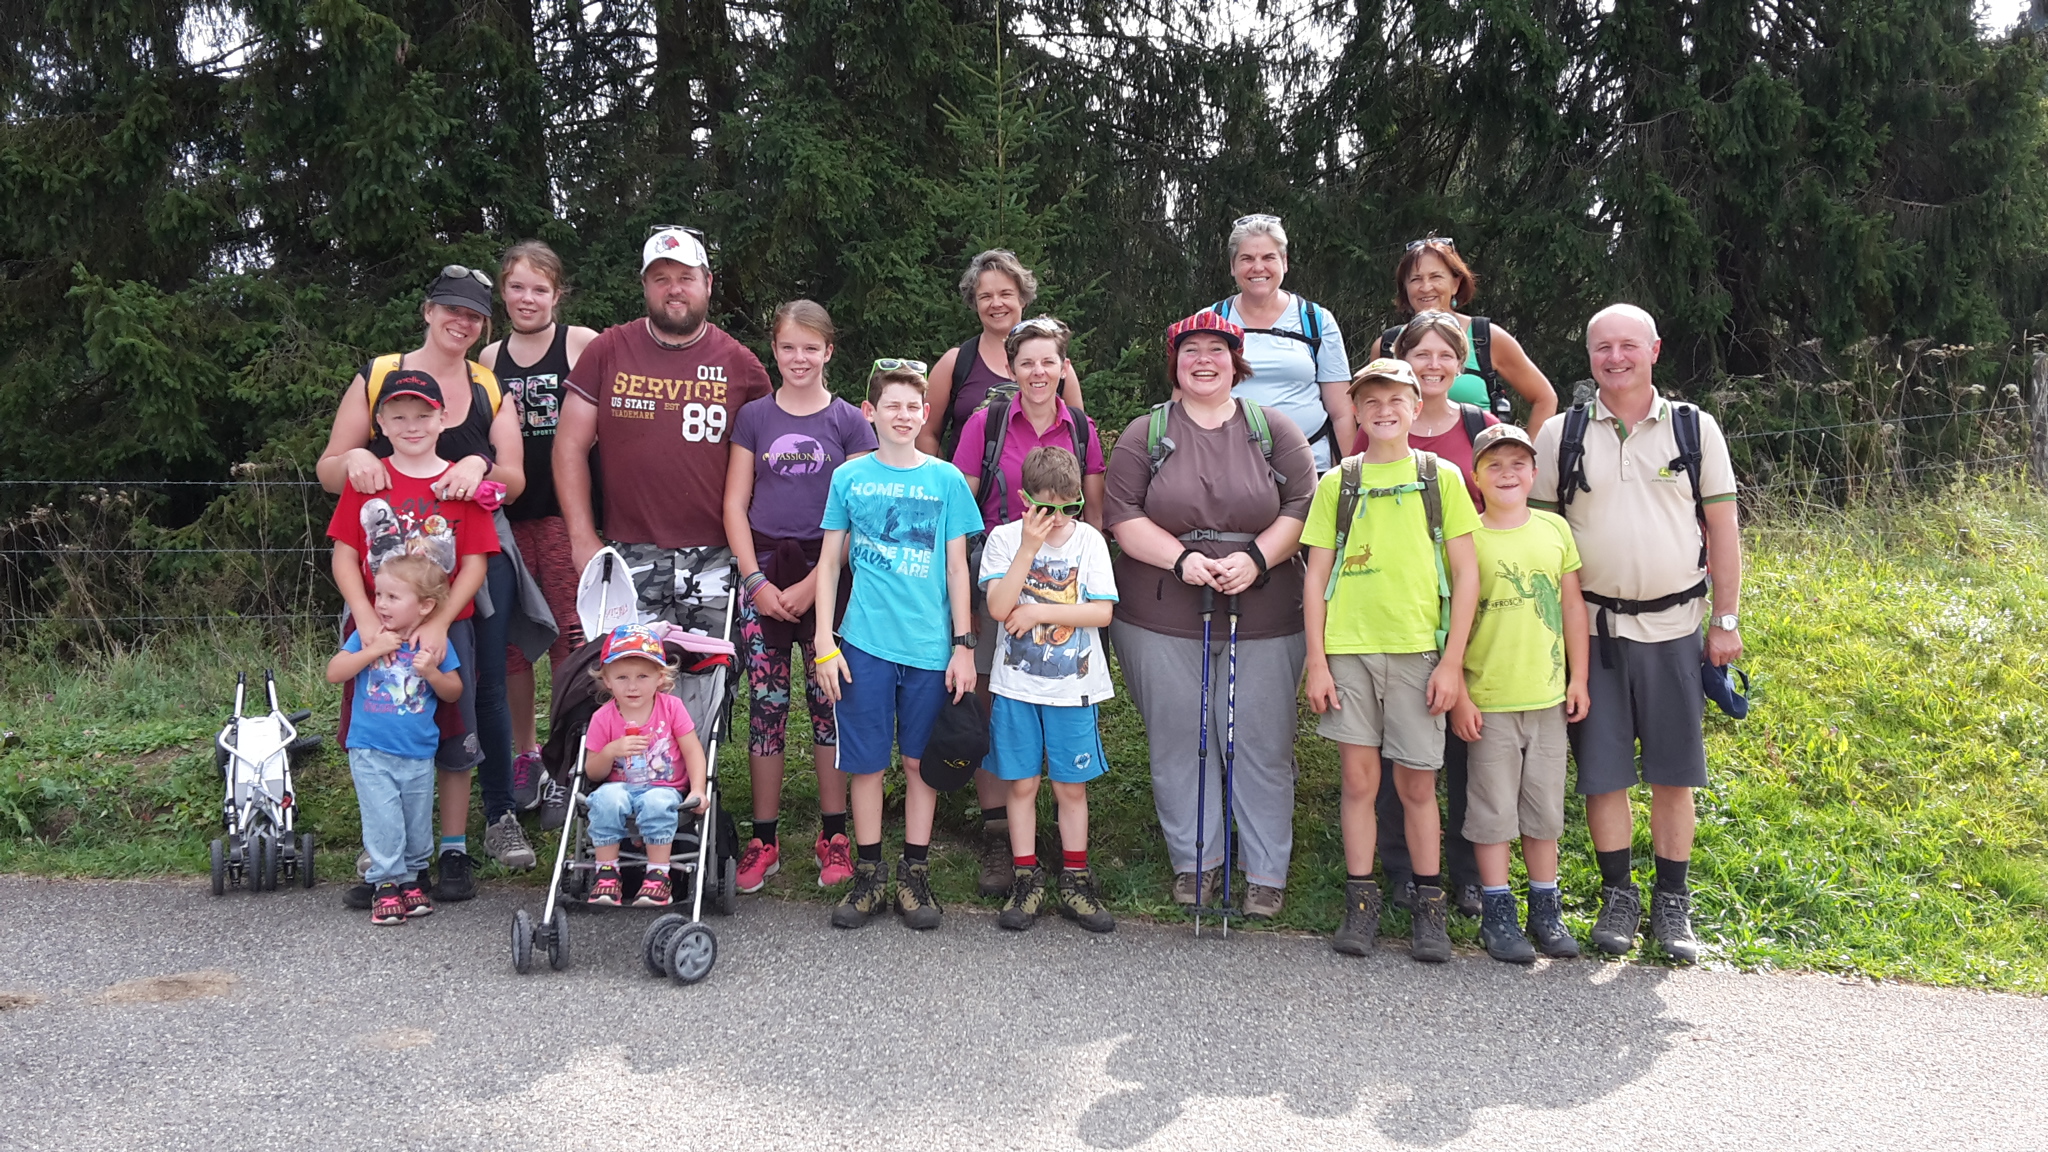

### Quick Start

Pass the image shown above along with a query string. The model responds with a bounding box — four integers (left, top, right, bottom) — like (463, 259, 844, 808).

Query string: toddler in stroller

(583, 623, 708, 907)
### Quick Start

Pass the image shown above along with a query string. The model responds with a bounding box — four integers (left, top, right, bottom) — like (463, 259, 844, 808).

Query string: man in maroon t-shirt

(555, 227, 772, 634)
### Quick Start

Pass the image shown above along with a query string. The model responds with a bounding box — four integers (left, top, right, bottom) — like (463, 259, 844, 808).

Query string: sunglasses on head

(1023, 492, 1085, 516)
(440, 264, 491, 288)
(1010, 317, 1065, 337)
(1406, 235, 1456, 252)
(646, 223, 707, 240)
(1234, 213, 1282, 228)
(870, 358, 928, 375)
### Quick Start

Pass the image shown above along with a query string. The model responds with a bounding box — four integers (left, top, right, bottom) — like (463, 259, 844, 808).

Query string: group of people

(316, 215, 1744, 964)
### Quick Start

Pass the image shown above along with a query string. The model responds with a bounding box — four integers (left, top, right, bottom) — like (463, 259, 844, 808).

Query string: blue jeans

(350, 747, 436, 885)
(473, 551, 516, 822)
(587, 782, 684, 847)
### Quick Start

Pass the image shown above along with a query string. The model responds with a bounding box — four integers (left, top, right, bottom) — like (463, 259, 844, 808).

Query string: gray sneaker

(484, 812, 537, 871)
(1241, 883, 1284, 920)
(1650, 888, 1701, 963)
(1409, 884, 1453, 963)
(1591, 884, 1643, 955)
(1525, 886, 1581, 958)
(1331, 879, 1383, 956)
(536, 778, 570, 832)
(1478, 889, 1537, 964)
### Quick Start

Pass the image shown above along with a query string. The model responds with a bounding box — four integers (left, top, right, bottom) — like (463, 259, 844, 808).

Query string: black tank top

(497, 324, 578, 522)
(366, 357, 495, 466)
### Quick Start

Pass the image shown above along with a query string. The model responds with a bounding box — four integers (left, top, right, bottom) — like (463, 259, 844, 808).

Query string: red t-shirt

(1350, 410, 1499, 510)
(326, 461, 500, 620)
(566, 320, 772, 549)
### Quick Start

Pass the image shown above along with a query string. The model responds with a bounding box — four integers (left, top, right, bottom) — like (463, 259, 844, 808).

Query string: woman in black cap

(317, 266, 529, 904)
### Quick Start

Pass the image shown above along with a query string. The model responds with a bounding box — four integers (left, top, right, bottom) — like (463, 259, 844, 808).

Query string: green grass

(3, 480, 2046, 991)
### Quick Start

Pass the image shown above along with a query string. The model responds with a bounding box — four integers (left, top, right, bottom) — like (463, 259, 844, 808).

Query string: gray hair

(958, 250, 1040, 311)
(1226, 216, 1290, 265)
(1586, 303, 1660, 343)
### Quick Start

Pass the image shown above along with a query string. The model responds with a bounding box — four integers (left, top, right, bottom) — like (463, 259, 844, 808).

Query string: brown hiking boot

(1172, 867, 1224, 907)
(977, 816, 1011, 898)
(1241, 883, 1284, 920)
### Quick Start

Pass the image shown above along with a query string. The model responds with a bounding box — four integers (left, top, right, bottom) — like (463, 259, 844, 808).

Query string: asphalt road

(1, 875, 2042, 1151)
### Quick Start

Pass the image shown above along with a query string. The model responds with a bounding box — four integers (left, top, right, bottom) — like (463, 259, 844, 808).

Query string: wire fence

(1, 395, 2040, 644)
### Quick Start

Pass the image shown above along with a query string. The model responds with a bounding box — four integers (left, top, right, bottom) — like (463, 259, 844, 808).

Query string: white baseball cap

(641, 227, 710, 274)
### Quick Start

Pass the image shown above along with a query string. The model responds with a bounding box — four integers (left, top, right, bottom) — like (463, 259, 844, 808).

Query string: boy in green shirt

(1303, 357, 1480, 963)
(1450, 424, 1591, 963)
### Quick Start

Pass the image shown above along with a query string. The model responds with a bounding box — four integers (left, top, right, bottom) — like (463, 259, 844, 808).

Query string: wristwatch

(1713, 613, 1739, 632)
(953, 632, 978, 650)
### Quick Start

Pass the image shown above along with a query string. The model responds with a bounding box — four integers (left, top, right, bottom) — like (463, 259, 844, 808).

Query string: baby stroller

(512, 549, 741, 984)
(210, 671, 318, 894)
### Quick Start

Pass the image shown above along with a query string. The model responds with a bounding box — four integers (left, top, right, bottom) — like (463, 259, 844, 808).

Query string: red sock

(1063, 848, 1088, 871)
(1014, 853, 1037, 869)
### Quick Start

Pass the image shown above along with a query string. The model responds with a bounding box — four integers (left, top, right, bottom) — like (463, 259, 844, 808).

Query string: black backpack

(1555, 399, 1708, 567)
(1378, 316, 1509, 420)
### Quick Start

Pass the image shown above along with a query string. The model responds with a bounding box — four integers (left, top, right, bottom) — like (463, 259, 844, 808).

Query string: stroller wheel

(511, 910, 535, 975)
(298, 834, 317, 889)
(209, 839, 226, 897)
(665, 923, 717, 985)
(261, 833, 281, 892)
(641, 913, 687, 977)
(546, 910, 572, 971)
(714, 853, 738, 916)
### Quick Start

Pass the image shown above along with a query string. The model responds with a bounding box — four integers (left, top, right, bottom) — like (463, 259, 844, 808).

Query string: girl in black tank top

(496, 323, 576, 522)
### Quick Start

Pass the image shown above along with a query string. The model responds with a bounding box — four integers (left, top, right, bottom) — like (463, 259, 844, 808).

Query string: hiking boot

(633, 869, 673, 907)
(1388, 875, 1417, 912)
(433, 849, 476, 901)
(1241, 883, 1284, 920)
(830, 858, 887, 928)
(1650, 888, 1701, 963)
(484, 813, 537, 871)
(977, 816, 1012, 898)
(1332, 879, 1383, 956)
(997, 866, 1046, 931)
(1172, 867, 1224, 907)
(588, 865, 624, 907)
(1052, 868, 1116, 933)
(344, 881, 373, 910)
(815, 833, 853, 887)
(896, 858, 943, 930)
(1409, 884, 1453, 963)
(1453, 883, 1484, 919)
(736, 838, 780, 893)
(370, 883, 407, 926)
(511, 751, 543, 812)
(1478, 890, 1536, 964)
(400, 879, 435, 918)
(1526, 886, 1581, 958)
(536, 777, 570, 832)
(1591, 884, 1643, 955)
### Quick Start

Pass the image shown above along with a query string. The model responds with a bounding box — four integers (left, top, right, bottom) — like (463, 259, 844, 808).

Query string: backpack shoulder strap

(951, 337, 978, 396)
(1414, 450, 1452, 651)
(1299, 298, 1322, 351)
(979, 395, 1013, 519)
(363, 353, 404, 411)
(1067, 405, 1088, 463)
(1324, 454, 1366, 602)
(1670, 401, 1707, 566)
(1211, 298, 1234, 322)
(1379, 325, 1403, 361)
(1239, 401, 1287, 487)
(1145, 401, 1175, 476)
(1458, 403, 1487, 444)
(1471, 316, 1507, 417)
(1556, 401, 1593, 513)
(468, 361, 502, 416)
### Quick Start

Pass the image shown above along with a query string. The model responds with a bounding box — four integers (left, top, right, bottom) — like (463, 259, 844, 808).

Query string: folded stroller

(512, 550, 740, 984)
(210, 671, 318, 894)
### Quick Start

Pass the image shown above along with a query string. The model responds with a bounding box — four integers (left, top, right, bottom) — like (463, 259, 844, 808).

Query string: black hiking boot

(830, 858, 887, 929)
(1332, 879, 1383, 957)
(1478, 889, 1537, 964)
(1409, 884, 1453, 963)
(1650, 888, 1701, 963)
(1591, 884, 1643, 956)
(1526, 886, 1581, 958)
(896, 858, 943, 930)
(1051, 868, 1115, 933)
(1453, 883, 1484, 919)
(997, 866, 1045, 931)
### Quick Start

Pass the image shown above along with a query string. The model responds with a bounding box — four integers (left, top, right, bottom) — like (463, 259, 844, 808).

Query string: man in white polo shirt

(1531, 303, 1743, 962)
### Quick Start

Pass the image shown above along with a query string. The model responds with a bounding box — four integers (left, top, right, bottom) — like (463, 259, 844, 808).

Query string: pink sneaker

(736, 838, 780, 893)
(816, 833, 854, 887)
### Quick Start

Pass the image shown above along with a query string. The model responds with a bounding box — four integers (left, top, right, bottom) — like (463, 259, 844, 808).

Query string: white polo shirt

(1531, 391, 1736, 643)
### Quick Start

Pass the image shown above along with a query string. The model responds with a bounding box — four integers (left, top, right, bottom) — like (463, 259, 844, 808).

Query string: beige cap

(1349, 356, 1420, 395)
(1471, 422, 1537, 461)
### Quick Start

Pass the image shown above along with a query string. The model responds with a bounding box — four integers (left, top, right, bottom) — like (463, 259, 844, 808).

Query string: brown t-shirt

(566, 320, 772, 549)
(1102, 401, 1317, 640)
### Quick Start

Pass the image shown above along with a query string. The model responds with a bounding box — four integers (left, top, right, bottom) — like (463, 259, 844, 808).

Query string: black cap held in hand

(919, 694, 989, 792)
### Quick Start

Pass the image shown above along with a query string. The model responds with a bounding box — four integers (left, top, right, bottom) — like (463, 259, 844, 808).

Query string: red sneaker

(633, 869, 673, 907)
(588, 866, 623, 907)
(816, 833, 854, 887)
(736, 838, 780, 893)
(400, 881, 435, 918)
(370, 884, 407, 926)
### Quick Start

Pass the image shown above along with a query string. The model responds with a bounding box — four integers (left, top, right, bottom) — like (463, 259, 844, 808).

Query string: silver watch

(1713, 613, 1739, 632)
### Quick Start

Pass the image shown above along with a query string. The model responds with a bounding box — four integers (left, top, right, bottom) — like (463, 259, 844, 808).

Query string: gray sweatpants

(1111, 620, 1307, 889)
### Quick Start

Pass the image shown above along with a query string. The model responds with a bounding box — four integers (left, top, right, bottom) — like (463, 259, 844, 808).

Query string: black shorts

(1568, 631, 1707, 794)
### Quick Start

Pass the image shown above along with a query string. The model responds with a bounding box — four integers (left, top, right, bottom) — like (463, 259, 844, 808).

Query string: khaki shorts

(1316, 652, 1444, 769)
(1463, 705, 1568, 843)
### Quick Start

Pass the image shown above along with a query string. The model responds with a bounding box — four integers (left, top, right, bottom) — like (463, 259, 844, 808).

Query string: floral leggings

(739, 597, 838, 757)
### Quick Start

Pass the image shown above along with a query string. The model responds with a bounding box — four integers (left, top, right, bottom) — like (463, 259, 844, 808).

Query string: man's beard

(647, 299, 708, 342)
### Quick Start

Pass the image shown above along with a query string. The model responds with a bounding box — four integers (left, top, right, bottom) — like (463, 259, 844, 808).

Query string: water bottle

(623, 724, 649, 783)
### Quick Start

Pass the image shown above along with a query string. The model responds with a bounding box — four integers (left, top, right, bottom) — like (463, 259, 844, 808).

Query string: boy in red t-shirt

(327, 370, 500, 905)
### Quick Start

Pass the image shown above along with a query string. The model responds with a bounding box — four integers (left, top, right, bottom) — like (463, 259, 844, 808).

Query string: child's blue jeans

(350, 746, 436, 885)
(587, 782, 684, 847)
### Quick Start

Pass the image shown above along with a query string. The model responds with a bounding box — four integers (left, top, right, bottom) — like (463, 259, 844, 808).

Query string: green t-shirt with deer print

(1301, 454, 1481, 655)
(1463, 510, 1582, 711)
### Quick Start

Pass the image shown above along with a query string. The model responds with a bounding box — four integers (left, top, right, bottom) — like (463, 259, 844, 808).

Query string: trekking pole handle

(1200, 587, 1215, 616)
(1226, 594, 1240, 619)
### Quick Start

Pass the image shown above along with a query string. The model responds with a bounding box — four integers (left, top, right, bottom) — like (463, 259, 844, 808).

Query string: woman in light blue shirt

(1209, 214, 1353, 471)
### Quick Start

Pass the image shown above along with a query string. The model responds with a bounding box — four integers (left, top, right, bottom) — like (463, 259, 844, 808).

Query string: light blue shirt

(821, 454, 984, 671)
(1215, 295, 1351, 471)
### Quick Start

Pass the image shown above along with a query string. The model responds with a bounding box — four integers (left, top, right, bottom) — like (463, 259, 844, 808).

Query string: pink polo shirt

(951, 400, 1105, 526)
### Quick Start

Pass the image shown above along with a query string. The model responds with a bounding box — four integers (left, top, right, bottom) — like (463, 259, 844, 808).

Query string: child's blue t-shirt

(821, 453, 984, 671)
(341, 633, 460, 759)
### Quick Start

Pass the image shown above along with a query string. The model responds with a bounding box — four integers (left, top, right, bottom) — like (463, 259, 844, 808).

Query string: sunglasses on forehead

(1234, 213, 1282, 228)
(1009, 317, 1065, 337)
(646, 223, 707, 240)
(1023, 492, 1086, 516)
(870, 358, 928, 375)
(1406, 235, 1456, 252)
(440, 264, 491, 288)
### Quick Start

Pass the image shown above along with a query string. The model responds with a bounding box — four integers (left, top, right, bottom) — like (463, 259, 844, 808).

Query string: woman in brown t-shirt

(1104, 310, 1317, 920)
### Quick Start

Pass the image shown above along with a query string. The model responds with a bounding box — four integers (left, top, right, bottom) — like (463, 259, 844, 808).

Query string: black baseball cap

(425, 265, 493, 316)
(919, 694, 989, 792)
(379, 369, 444, 410)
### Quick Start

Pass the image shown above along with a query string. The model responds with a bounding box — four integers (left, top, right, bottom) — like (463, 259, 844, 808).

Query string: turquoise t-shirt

(821, 453, 984, 671)
(1446, 339, 1490, 408)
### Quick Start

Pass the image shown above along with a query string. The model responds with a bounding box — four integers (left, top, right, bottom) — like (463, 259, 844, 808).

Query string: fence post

(2034, 351, 2048, 491)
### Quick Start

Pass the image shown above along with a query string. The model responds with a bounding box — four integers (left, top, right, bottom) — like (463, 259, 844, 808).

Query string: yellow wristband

(813, 647, 842, 665)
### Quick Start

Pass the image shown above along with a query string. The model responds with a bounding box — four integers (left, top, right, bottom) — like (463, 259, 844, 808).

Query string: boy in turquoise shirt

(1302, 357, 1480, 963)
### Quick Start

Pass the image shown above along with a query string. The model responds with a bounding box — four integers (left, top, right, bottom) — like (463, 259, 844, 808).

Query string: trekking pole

(1221, 593, 1241, 939)
(1192, 586, 1215, 937)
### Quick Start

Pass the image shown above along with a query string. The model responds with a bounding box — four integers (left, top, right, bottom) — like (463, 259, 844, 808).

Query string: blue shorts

(837, 643, 949, 775)
(989, 696, 1107, 783)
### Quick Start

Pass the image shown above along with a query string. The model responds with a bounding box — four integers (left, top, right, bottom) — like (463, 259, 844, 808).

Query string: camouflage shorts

(609, 541, 737, 638)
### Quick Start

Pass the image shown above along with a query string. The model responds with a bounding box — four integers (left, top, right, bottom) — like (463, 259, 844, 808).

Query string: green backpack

(1325, 449, 1451, 652)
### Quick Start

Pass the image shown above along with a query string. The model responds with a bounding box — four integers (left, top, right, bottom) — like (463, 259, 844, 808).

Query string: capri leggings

(739, 596, 837, 758)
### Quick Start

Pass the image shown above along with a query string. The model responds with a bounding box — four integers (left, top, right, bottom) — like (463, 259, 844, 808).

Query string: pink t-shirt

(584, 693, 696, 788)
(952, 401, 1104, 526)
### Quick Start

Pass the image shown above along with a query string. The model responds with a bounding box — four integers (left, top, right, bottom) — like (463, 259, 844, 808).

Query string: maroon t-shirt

(566, 320, 771, 548)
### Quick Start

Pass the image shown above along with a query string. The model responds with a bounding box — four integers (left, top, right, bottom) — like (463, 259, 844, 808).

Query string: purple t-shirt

(730, 394, 878, 540)
(951, 402, 1105, 526)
